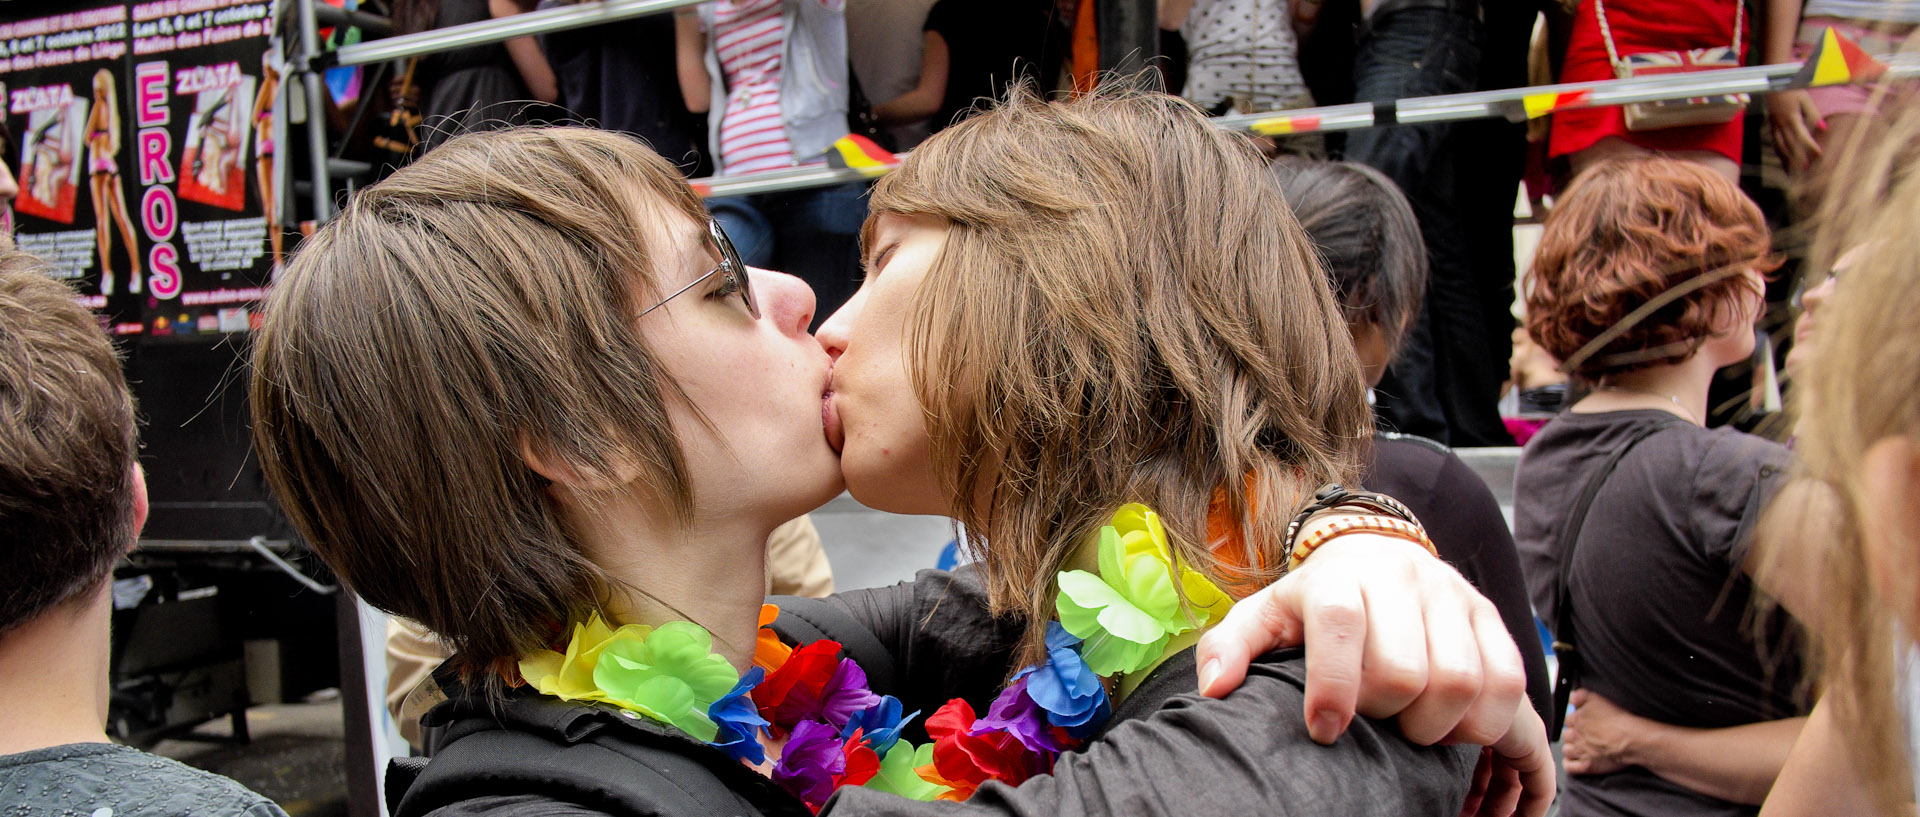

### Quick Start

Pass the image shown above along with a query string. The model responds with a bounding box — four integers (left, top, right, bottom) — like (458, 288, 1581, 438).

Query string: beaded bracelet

(1287, 514, 1439, 572)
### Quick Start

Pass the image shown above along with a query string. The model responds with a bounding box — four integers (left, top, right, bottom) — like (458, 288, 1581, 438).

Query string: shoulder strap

(1548, 417, 1685, 740)
(770, 597, 900, 698)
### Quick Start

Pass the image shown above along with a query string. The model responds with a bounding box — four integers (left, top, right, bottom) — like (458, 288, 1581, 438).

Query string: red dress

(1548, 0, 1748, 164)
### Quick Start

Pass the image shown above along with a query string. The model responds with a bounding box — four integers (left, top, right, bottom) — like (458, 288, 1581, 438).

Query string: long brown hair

(869, 84, 1372, 666)
(1756, 95, 1920, 807)
(250, 127, 710, 691)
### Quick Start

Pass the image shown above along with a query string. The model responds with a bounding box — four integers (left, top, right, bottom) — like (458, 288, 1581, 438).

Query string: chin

(843, 460, 947, 517)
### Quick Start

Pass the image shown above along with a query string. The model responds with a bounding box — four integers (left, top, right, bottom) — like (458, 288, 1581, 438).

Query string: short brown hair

(250, 128, 709, 683)
(1525, 157, 1779, 379)
(0, 250, 138, 633)
(870, 85, 1372, 665)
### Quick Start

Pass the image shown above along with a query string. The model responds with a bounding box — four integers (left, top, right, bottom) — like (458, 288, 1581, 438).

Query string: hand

(1562, 688, 1641, 776)
(1767, 90, 1825, 173)
(1194, 535, 1529, 747)
(1458, 701, 1556, 817)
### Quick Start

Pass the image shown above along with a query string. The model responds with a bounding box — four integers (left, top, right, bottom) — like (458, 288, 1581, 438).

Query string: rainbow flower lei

(517, 503, 1232, 811)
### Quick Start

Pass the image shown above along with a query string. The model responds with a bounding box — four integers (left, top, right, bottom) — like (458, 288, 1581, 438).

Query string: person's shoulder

(0, 743, 285, 817)
(1695, 423, 1793, 472)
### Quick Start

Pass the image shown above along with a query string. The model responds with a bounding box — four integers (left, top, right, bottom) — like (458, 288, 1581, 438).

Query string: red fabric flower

(754, 639, 841, 727)
(920, 699, 1048, 799)
(836, 728, 881, 789)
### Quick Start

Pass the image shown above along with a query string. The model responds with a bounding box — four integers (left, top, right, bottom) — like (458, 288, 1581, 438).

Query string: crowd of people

(2, 0, 1919, 815)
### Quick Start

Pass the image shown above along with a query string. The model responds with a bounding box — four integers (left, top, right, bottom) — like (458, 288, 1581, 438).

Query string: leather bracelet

(1284, 483, 1419, 547)
(1287, 514, 1439, 572)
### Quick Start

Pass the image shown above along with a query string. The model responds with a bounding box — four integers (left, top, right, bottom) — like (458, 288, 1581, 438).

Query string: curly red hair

(1525, 157, 1779, 378)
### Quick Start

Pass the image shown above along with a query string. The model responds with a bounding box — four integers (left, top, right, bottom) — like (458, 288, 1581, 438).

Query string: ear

(517, 434, 637, 493)
(128, 462, 149, 550)
(1859, 435, 1920, 627)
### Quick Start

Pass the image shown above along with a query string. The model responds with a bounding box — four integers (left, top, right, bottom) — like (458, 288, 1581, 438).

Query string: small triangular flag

(826, 134, 899, 172)
(1789, 27, 1888, 89)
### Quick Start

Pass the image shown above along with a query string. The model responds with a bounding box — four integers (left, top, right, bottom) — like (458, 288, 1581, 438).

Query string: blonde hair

(1759, 97, 1920, 806)
(92, 69, 119, 155)
(870, 84, 1372, 665)
(250, 127, 709, 690)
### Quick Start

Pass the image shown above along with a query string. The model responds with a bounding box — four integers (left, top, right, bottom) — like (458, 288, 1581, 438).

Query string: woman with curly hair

(1514, 156, 1806, 817)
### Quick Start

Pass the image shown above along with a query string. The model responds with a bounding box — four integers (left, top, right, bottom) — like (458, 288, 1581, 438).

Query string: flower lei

(517, 503, 1232, 812)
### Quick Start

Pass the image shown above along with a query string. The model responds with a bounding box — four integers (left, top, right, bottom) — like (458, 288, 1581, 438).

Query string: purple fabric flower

(1021, 622, 1111, 739)
(818, 657, 883, 729)
(708, 667, 770, 764)
(839, 695, 917, 756)
(772, 719, 845, 807)
(971, 675, 1069, 754)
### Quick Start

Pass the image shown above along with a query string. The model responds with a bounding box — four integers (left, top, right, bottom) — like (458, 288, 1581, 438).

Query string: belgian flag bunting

(1789, 27, 1888, 89)
(826, 134, 900, 175)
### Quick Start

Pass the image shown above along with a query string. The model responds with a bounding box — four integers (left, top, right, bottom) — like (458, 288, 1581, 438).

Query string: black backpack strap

(769, 596, 899, 699)
(1548, 417, 1685, 740)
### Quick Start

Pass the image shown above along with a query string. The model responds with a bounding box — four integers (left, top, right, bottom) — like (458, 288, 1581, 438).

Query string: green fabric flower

(1055, 503, 1235, 676)
(865, 741, 951, 801)
(592, 621, 741, 742)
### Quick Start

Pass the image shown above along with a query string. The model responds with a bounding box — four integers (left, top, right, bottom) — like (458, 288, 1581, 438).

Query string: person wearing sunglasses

(252, 117, 1544, 817)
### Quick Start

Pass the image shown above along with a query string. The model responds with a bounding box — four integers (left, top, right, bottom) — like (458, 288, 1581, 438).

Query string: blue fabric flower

(972, 675, 1069, 753)
(708, 667, 770, 764)
(840, 695, 918, 756)
(1019, 622, 1111, 739)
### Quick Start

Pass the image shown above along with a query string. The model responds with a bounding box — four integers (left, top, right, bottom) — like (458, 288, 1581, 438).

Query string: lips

(822, 369, 844, 454)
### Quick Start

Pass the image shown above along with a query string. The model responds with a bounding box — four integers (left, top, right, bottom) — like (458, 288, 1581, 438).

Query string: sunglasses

(638, 218, 759, 320)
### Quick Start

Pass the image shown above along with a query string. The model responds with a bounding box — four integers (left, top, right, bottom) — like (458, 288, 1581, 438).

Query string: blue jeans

(708, 181, 869, 327)
(1345, 6, 1511, 446)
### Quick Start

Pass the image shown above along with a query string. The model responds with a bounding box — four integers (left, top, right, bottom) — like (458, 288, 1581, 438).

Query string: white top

(1804, 0, 1920, 24)
(1180, 0, 1310, 113)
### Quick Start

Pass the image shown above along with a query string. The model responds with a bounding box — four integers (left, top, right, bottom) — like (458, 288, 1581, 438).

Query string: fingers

(1458, 748, 1493, 817)
(1441, 599, 1529, 746)
(1194, 580, 1304, 698)
(1495, 702, 1557, 817)
(1477, 761, 1525, 817)
(1392, 590, 1481, 745)
(1298, 572, 1368, 743)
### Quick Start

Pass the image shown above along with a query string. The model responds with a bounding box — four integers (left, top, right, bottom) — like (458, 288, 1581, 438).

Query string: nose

(748, 266, 815, 336)
(815, 285, 866, 364)
(1800, 274, 1836, 315)
(0, 161, 19, 200)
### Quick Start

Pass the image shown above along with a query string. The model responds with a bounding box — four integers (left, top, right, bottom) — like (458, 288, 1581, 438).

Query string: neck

(563, 494, 773, 674)
(0, 586, 113, 755)
(1574, 358, 1717, 426)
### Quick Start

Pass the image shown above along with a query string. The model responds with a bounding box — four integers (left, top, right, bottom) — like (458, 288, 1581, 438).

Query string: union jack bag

(1596, 0, 1750, 131)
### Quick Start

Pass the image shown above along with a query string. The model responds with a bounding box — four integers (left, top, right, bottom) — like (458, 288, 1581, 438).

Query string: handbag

(1547, 416, 1686, 740)
(1595, 0, 1750, 131)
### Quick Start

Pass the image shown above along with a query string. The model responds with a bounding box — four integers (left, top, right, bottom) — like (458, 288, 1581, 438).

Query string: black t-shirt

(535, 4, 711, 176)
(1513, 410, 1804, 817)
(1364, 433, 1553, 729)
(923, 0, 1064, 131)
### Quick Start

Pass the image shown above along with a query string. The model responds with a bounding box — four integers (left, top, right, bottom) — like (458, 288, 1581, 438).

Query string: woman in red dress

(1550, 0, 1753, 184)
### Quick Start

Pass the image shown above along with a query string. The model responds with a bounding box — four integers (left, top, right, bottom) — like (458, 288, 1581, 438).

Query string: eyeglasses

(638, 218, 759, 320)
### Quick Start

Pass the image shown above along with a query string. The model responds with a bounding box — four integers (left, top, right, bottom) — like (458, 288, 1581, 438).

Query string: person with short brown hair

(1514, 156, 1807, 817)
(0, 250, 286, 816)
(252, 118, 1544, 816)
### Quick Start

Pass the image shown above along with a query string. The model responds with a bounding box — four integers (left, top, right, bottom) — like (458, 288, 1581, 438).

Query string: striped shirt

(709, 0, 812, 174)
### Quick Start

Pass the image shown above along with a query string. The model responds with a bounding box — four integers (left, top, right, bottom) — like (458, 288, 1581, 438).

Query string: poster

(0, 0, 275, 336)
(127, 0, 275, 337)
(0, 2, 135, 323)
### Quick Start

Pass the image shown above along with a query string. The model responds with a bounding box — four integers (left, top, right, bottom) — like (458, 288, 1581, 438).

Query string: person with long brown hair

(251, 105, 1545, 817)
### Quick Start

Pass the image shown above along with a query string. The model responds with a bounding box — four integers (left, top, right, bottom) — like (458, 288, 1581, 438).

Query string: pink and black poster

(0, 0, 275, 336)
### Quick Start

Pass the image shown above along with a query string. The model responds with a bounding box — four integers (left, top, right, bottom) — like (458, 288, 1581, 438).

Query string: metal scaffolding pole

(323, 0, 705, 68)
(294, 0, 333, 222)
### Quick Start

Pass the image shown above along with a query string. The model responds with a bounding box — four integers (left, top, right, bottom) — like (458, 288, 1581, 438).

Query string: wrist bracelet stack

(1284, 484, 1438, 571)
